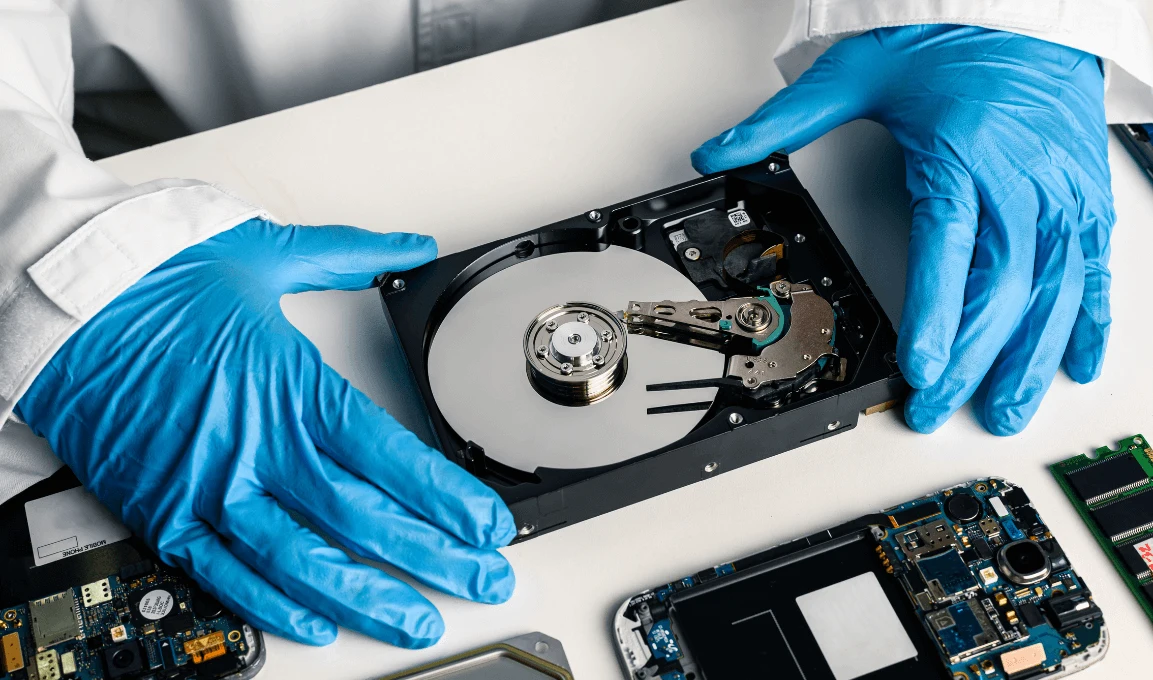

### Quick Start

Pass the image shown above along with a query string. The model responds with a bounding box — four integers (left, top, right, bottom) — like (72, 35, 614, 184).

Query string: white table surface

(97, 0, 1153, 677)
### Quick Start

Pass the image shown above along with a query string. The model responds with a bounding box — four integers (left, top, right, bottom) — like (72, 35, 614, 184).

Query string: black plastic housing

(378, 156, 906, 540)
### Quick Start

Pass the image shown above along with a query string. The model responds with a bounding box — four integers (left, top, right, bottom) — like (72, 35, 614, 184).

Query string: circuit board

(0, 559, 260, 680)
(1051, 434, 1153, 623)
(614, 479, 1106, 680)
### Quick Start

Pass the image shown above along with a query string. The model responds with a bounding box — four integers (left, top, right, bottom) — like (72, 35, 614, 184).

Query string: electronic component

(890, 502, 939, 527)
(1118, 537, 1153, 578)
(980, 566, 999, 586)
(103, 640, 144, 678)
(997, 540, 1052, 585)
(1000, 642, 1047, 675)
(0, 472, 265, 680)
(615, 480, 1107, 680)
(185, 631, 227, 664)
(1018, 602, 1046, 629)
(381, 158, 905, 540)
(972, 535, 994, 561)
(899, 518, 959, 560)
(927, 599, 1000, 663)
(1090, 488, 1153, 542)
(379, 632, 573, 679)
(945, 492, 982, 523)
(918, 549, 978, 602)
(1042, 591, 1103, 632)
(163, 610, 196, 637)
(30, 590, 82, 650)
(1052, 434, 1153, 623)
(37, 649, 62, 680)
(646, 620, 679, 662)
(1066, 449, 1149, 504)
(2, 631, 23, 673)
(82, 578, 113, 607)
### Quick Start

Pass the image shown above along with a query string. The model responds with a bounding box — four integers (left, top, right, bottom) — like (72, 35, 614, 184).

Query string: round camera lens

(112, 648, 135, 668)
(997, 539, 1051, 585)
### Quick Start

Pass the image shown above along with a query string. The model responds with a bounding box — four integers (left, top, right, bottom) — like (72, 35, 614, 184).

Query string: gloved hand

(692, 25, 1114, 435)
(15, 218, 516, 647)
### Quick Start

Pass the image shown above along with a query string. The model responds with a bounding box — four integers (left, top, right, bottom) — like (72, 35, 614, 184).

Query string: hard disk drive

(378, 155, 905, 539)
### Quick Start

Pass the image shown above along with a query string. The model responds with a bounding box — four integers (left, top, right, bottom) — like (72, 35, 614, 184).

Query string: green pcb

(1051, 434, 1153, 624)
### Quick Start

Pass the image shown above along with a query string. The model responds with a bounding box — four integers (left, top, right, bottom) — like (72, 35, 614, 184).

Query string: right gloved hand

(15, 218, 517, 648)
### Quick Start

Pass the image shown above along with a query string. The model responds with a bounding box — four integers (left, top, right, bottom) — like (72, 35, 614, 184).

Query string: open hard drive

(378, 155, 905, 539)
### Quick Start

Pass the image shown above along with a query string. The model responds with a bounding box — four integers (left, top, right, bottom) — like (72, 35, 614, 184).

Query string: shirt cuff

(0, 180, 266, 428)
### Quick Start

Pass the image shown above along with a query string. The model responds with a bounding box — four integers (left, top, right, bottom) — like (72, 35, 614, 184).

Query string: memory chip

(1066, 454, 1149, 505)
(1118, 538, 1153, 578)
(1091, 489, 1153, 542)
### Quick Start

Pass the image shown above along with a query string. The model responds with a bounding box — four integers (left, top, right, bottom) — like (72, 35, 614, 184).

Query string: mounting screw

(728, 412, 744, 426)
(744, 376, 757, 386)
(560, 362, 573, 375)
(821, 328, 830, 335)
(771, 280, 791, 299)
(518, 524, 535, 536)
(684, 247, 701, 261)
(593, 355, 605, 366)
(803, 354, 812, 361)
(587, 210, 602, 222)
(600, 329, 613, 342)
(545, 320, 557, 332)
(578, 312, 589, 322)
(536, 345, 548, 357)
(821, 276, 833, 287)
(794, 233, 806, 243)
(768, 361, 777, 368)
(827, 421, 840, 431)
(391, 278, 406, 291)
(704, 461, 719, 473)
(767, 162, 781, 172)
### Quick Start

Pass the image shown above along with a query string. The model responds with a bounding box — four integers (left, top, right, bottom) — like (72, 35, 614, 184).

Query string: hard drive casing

(378, 156, 906, 540)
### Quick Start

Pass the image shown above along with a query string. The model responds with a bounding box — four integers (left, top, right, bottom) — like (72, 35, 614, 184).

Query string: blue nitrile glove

(692, 25, 1114, 435)
(15, 218, 516, 647)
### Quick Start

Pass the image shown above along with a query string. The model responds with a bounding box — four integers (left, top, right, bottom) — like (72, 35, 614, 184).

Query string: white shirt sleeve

(0, 1, 267, 499)
(775, 0, 1153, 123)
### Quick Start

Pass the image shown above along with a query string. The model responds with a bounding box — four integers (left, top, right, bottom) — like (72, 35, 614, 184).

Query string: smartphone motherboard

(614, 479, 1106, 680)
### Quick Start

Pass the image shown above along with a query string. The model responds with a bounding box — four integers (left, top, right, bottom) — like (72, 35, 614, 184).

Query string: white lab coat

(1, 0, 1152, 504)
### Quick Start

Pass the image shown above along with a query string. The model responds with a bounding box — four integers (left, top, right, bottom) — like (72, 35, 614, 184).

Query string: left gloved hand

(692, 25, 1115, 435)
(15, 218, 515, 648)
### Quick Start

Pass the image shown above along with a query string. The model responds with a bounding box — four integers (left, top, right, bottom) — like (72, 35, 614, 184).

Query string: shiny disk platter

(428, 246, 722, 472)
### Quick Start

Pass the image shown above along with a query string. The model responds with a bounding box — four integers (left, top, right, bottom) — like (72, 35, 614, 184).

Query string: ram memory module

(1051, 434, 1153, 624)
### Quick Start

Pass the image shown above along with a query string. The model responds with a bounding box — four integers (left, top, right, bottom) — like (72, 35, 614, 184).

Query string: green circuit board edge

(1050, 433, 1153, 624)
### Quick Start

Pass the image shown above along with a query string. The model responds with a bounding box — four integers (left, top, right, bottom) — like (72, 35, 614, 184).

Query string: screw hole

(514, 240, 535, 258)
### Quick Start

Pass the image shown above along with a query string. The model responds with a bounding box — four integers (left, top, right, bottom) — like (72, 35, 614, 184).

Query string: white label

(727, 210, 751, 227)
(796, 572, 918, 680)
(138, 590, 174, 620)
(990, 496, 1010, 517)
(667, 230, 687, 247)
(1133, 539, 1153, 571)
(25, 487, 131, 567)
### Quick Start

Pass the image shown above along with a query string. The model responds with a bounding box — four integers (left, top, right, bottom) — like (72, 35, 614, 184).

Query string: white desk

(98, 0, 1153, 677)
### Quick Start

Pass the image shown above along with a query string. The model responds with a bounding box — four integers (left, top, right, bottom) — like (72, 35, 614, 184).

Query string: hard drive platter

(379, 155, 906, 539)
(428, 248, 723, 472)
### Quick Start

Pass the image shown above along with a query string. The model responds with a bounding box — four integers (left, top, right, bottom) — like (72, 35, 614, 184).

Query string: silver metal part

(379, 632, 572, 679)
(625, 282, 836, 391)
(683, 247, 701, 261)
(524, 303, 626, 406)
(428, 248, 721, 472)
